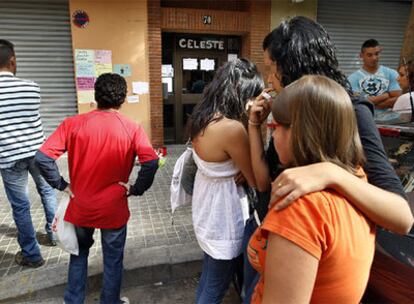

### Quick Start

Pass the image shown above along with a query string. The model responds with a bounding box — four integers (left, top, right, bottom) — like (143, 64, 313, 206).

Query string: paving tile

(0, 145, 197, 279)
(6, 266, 22, 276)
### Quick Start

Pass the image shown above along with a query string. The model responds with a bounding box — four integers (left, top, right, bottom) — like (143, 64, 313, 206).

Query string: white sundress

(192, 150, 248, 260)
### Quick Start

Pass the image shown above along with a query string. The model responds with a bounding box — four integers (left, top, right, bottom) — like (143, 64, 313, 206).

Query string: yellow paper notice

(95, 64, 113, 77)
(78, 90, 95, 104)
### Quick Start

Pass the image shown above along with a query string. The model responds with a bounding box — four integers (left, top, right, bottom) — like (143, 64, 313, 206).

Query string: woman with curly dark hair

(188, 58, 263, 304)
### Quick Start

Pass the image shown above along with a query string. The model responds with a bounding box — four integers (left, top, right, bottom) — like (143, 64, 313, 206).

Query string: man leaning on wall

(0, 39, 57, 268)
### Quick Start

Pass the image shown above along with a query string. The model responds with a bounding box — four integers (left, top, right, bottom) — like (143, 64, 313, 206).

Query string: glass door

(175, 53, 225, 143)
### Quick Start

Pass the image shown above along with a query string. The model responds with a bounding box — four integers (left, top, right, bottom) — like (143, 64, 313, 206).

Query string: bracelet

(248, 120, 261, 126)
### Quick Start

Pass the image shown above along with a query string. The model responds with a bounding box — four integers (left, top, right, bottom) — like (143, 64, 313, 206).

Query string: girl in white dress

(188, 59, 263, 304)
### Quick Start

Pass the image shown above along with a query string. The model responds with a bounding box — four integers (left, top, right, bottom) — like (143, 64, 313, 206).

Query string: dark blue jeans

(242, 216, 260, 304)
(195, 252, 237, 304)
(0, 156, 57, 262)
(64, 225, 127, 304)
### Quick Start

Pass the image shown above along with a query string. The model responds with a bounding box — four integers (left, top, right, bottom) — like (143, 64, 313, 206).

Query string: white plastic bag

(170, 147, 193, 213)
(52, 195, 79, 255)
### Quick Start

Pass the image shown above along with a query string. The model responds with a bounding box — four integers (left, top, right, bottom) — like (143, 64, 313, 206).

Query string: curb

(0, 241, 203, 303)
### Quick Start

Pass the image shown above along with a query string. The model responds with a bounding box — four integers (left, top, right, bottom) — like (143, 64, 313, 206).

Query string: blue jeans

(242, 216, 260, 304)
(0, 156, 57, 262)
(195, 253, 237, 304)
(64, 225, 127, 304)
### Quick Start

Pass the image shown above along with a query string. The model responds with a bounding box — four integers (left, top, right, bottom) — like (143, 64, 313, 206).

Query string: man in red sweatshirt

(35, 73, 158, 304)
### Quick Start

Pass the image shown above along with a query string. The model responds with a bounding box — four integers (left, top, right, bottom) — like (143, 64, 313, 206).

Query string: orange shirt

(247, 189, 376, 304)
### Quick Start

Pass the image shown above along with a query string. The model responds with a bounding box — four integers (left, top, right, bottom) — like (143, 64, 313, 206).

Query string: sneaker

(37, 233, 57, 247)
(47, 233, 57, 247)
(15, 251, 45, 268)
(120, 297, 130, 304)
(47, 238, 57, 247)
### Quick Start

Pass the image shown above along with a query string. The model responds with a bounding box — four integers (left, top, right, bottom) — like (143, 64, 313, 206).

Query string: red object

(363, 191, 414, 302)
(159, 146, 167, 156)
(364, 249, 414, 302)
(267, 122, 289, 130)
(266, 122, 279, 130)
(72, 10, 89, 28)
(378, 127, 401, 137)
(40, 110, 158, 228)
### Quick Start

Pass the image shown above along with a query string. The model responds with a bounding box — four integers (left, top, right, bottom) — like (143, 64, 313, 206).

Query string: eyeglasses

(267, 122, 279, 130)
(267, 122, 289, 130)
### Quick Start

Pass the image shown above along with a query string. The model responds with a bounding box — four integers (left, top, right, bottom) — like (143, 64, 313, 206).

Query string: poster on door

(74, 49, 113, 103)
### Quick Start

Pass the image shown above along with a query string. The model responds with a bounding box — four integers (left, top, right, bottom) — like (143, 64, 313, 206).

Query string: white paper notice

(127, 95, 140, 103)
(162, 77, 173, 93)
(183, 58, 198, 70)
(228, 54, 238, 62)
(132, 82, 149, 95)
(200, 59, 215, 71)
(162, 64, 174, 77)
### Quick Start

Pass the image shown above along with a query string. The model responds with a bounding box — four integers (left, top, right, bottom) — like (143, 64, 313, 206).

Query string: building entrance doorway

(175, 52, 226, 142)
(162, 33, 242, 143)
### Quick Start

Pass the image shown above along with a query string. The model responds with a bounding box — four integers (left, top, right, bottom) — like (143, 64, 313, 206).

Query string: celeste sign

(178, 38, 225, 51)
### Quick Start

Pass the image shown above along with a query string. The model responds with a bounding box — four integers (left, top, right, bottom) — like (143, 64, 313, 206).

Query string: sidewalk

(0, 145, 202, 302)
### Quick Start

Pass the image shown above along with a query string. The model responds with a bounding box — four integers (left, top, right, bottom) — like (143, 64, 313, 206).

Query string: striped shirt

(0, 71, 45, 168)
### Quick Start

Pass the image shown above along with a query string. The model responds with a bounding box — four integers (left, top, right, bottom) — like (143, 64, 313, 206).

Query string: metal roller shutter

(0, 0, 77, 135)
(317, 0, 411, 76)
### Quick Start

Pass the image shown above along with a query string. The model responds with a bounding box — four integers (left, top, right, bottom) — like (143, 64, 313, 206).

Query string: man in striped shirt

(0, 39, 57, 268)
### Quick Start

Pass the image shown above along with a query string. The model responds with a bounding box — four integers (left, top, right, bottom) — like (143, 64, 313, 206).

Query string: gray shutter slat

(317, 0, 411, 76)
(0, 0, 77, 135)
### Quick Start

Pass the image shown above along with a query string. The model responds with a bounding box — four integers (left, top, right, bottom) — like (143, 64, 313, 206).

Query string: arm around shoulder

(271, 161, 413, 234)
(326, 163, 413, 234)
(270, 101, 413, 234)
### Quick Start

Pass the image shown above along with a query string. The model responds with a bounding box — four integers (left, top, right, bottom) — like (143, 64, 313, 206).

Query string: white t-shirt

(393, 92, 413, 113)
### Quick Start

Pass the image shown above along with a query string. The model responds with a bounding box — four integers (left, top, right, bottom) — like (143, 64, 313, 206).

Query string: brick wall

(161, 7, 250, 33)
(148, 0, 270, 145)
(249, 0, 271, 76)
(148, 0, 164, 147)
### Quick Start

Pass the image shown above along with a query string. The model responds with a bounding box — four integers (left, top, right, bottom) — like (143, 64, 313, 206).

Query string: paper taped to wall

(132, 82, 149, 94)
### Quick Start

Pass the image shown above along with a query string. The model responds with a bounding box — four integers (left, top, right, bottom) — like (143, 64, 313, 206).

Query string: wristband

(248, 120, 261, 126)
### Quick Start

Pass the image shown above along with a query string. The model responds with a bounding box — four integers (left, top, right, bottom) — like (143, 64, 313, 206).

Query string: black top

(262, 95, 406, 207)
(351, 96, 405, 198)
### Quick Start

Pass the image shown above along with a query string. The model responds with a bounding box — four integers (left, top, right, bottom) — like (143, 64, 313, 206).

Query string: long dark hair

(267, 16, 351, 94)
(189, 58, 264, 139)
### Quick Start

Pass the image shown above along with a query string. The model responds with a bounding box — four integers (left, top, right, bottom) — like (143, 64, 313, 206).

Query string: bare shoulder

(193, 118, 246, 161)
(212, 118, 246, 138)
